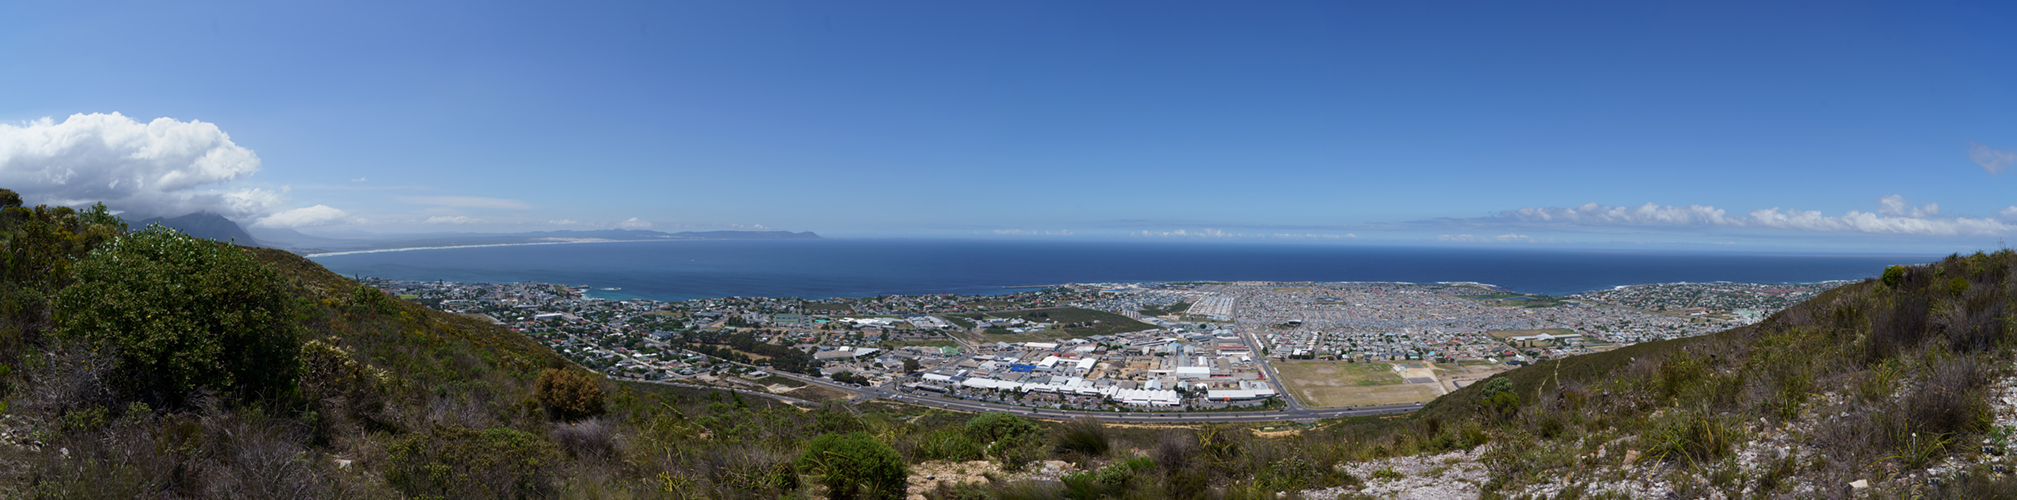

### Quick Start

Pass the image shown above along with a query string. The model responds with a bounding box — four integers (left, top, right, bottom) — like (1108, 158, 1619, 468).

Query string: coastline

(303, 238, 640, 258)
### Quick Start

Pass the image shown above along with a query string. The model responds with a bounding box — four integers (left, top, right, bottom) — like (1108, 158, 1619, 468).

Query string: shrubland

(0, 189, 1364, 498)
(8, 184, 2017, 498)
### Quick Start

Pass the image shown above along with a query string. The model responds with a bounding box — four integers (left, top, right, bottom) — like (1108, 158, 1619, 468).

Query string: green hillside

(11, 186, 2017, 498)
(1368, 252, 2017, 497)
(0, 190, 1361, 499)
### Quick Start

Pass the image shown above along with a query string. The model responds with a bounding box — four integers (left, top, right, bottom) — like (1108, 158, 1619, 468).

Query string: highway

(733, 365, 1423, 424)
(612, 307, 1423, 424)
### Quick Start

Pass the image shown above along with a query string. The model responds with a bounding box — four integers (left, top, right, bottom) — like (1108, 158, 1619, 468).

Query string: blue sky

(1, 1, 2012, 253)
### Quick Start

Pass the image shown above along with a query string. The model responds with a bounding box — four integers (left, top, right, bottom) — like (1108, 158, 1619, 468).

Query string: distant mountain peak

(132, 212, 262, 246)
(668, 230, 821, 239)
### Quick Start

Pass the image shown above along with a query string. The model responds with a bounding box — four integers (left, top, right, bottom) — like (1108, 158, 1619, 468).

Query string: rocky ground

(905, 459, 1075, 500)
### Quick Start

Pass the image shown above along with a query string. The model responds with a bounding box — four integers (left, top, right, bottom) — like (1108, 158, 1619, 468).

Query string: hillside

(1320, 252, 2017, 498)
(11, 188, 2017, 498)
(0, 190, 1365, 499)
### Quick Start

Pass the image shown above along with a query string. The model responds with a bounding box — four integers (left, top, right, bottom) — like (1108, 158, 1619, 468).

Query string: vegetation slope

(10, 184, 2017, 499)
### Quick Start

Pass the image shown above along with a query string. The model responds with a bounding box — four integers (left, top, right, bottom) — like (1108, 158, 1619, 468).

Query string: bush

(1054, 416, 1111, 460)
(797, 432, 908, 500)
(965, 412, 1038, 444)
(912, 428, 982, 461)
(535, 368, 605, 421)
(550, 417, 618, 461)
(966, 412, 1043, 470)
(1881, 265, 1906, 288)
(52, 225, 302, 406)
(388, 425, 560, 499)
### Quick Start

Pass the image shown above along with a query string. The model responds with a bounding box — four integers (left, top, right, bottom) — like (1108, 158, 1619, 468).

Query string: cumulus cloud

(253, 205, 356, 228)
(399, 196, 532, 210)
(615, 217, 651, 229)
(1876, 195, 1939, 218)
(1486, 197, 2014, 237)
(1972, 142, 2016, 175)
(0, 112, 287, 218)
(423, 216, 482, 225)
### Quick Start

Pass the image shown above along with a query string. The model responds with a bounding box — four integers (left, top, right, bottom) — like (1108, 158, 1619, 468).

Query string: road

(604, 315, 1422, 425)
(744, 362, 1423, 424)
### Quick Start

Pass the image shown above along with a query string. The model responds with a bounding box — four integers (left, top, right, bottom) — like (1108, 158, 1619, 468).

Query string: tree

(535, 368, 606, 421)
(902, 358, 922, 374)
(53, 225, 301, 406)
(796, 432, 907, 500)
(1882, 265, 1907, 288)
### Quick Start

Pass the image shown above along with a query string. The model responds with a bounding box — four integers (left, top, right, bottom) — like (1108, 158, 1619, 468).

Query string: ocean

(306, 239, 1935, 302)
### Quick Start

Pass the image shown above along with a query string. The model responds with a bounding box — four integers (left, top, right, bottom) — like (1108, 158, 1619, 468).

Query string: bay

(307, 239, 1935, 302)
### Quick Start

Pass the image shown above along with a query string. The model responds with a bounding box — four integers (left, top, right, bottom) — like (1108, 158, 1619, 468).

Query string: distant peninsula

(263, 228, 821, 255)
(94, 211, 825, 255)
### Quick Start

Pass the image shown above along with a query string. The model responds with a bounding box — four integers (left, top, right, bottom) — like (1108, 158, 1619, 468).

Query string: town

(364, 277, 1850, 413)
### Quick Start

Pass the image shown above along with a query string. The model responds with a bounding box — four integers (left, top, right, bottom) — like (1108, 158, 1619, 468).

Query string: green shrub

(913, 428, 982, 461)
(797, 431, 908, 500)
(966, 412, 1042, 470)
(53, 225, 302, 406)
(1053, 416, 1111, 460)
(388, 425, 560, 499)
(1642, 408, 1735, 466)
(1881, 265, 1906, 288)
(965, 412, 1038, 444)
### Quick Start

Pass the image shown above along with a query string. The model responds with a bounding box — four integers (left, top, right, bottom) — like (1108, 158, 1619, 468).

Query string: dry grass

(1274, 361, 1443, 407)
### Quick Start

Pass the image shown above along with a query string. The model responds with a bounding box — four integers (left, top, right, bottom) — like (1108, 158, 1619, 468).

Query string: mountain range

(129, 212, 820, 254)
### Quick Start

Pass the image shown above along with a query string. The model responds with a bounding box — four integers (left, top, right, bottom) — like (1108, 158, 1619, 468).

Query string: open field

(1459, 292, 1567, 308)
(946, 307, 1155, 343)
(1273, 361, 1444, 407)
(1483, 327, 1576, 339)
(1437, 362, 1515, 392)
(771, 384, 852, 402)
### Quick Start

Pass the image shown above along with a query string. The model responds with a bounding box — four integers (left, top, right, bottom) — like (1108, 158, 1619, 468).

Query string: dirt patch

(1274, 361, 1445, 407)
(905, 460, 1077, 500)
(1483, 328, 1575, 339)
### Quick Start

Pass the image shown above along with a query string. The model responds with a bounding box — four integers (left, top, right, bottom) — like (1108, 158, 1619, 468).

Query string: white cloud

(993, 229, 1074, 236)
(548, 219, 585, 226)
(1972, 142, 2015, 175)
(1498, 202, 1737, 226)
(1877, 195, 1939, 218)
(1133, 228, 1242, 238)
(1266, 233, 1345, 239)
(0, 112, 283, 218)
(350, 177, 367, 182)
(2001, 207, 2017, 222)
(1491, 198, 2015, 237)
(254, 205, 355, 228)
(615, 217, 651, 229)
(423, 216, 482, 225)
(1438, 233, 1537, 243)
(399, 196, 531, 210)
